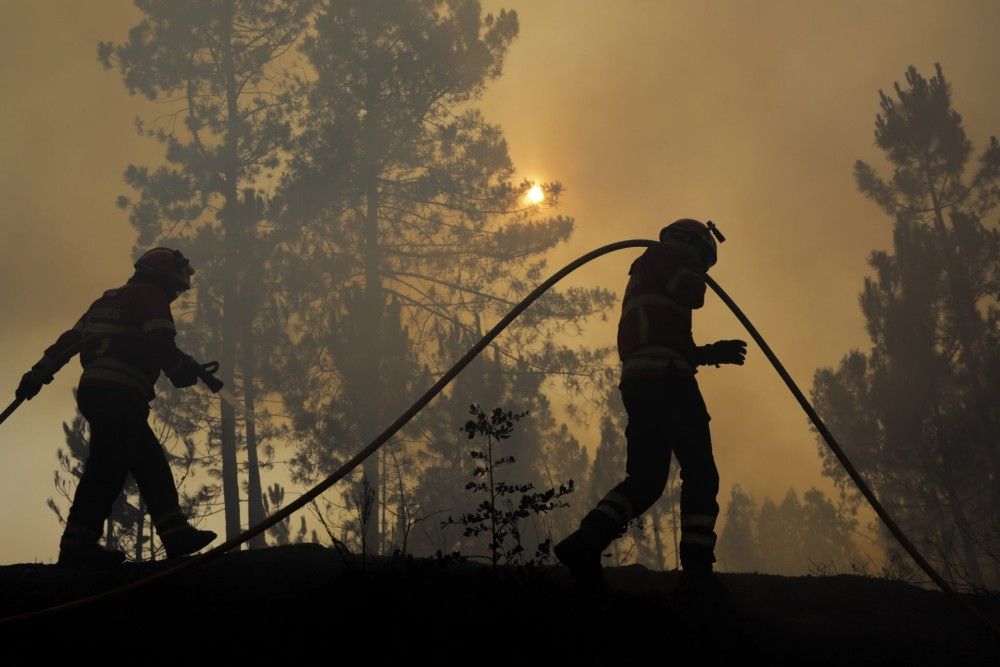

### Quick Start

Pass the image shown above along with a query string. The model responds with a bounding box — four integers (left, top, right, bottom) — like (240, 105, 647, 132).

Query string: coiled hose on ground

(1, 238, 997, 640)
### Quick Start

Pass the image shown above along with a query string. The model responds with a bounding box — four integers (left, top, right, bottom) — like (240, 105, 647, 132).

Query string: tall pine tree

(812, 64, 1000, 587)
(99, 0, 314, 544)
(272, 0, 614, 553)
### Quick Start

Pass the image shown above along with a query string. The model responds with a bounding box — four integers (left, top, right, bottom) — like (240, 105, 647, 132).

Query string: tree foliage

(91, 0, 615, 559)
(716, 485, 860, 575)
(811, 64, 1000, 588)
(271, 0, 614, 553)
(99, 0, 315, 543)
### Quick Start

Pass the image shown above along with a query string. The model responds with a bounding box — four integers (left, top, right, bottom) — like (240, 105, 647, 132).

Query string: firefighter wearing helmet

(15, 247, 217, 567)
(555, 219, 747, 595)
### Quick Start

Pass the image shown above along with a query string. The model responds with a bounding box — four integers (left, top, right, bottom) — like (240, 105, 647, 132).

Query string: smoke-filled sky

(1, 0, 998, 564)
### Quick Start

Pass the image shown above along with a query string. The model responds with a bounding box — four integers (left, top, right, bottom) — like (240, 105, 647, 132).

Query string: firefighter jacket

(38, 277, 188, 401)
(617, 241, 706, 380)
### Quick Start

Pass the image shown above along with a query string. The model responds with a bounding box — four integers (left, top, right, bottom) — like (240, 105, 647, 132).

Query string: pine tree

(273, 0, 614, 553)
(99, 0, 314, 544)
(717, 485, 758, 573)
(758, 490, 805, 575)
(811, 64, 1000, 587)
(799, 487, 860, 572)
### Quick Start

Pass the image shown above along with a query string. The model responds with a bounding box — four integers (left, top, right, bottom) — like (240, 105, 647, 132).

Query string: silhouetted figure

(16, 248, 217, 567)
(555, 219, 746, 595)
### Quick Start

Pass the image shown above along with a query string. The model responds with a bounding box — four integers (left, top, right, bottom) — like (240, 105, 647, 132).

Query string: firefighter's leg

(555, 379, 671, 583)
(125, 417, 181, 523)
(126, 417, 216, 558)
(671, 418, 720, 574)
(59, 390, 130, 566)
(594, 380, 673, 526)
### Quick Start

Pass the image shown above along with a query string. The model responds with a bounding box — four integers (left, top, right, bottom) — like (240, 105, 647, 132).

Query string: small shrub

(443, 404, 575, 570)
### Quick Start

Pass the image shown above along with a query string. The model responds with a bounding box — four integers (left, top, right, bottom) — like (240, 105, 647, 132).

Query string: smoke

(1, 0, 998, 564)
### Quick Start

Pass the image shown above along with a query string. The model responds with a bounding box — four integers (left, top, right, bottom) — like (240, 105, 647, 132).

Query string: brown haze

(1, 0, 998, 564)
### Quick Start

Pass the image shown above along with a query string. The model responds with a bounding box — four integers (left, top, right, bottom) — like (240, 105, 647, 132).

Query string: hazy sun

(526, 184, 545, 205)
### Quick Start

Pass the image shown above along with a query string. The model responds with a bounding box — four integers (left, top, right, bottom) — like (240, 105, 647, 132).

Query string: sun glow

(526, 184, 545, 205)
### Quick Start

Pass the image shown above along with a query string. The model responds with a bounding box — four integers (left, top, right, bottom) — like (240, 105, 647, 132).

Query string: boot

(671, 566, 727, 601)
(156, 514, 217, 559)
(554, 509, 624, 591)
(57, 525, 126, 569)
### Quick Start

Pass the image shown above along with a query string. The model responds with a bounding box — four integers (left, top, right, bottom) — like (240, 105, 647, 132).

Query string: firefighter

(554, 219, 746, 594)
(16, 247, 218, 567)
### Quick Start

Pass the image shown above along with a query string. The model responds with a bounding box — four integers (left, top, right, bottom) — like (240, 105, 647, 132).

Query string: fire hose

(0, 238, 997, 640)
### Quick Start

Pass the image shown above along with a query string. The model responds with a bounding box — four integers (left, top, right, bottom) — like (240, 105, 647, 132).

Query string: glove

(15, 357, 57, 401)
(15, 370, 46, 401)
(696, 340, 748, 367)
(166, 353, 200, 389)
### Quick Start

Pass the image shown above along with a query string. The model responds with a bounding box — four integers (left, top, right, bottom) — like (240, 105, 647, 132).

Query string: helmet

(134, 247, 195, 292)
(659, 219, 718, 268)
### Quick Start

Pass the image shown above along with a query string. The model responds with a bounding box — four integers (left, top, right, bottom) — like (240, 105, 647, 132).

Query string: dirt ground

(0, 544, 997, 664)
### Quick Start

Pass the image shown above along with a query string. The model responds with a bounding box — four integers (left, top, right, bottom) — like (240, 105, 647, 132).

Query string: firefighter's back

(77, 280, 177, 401)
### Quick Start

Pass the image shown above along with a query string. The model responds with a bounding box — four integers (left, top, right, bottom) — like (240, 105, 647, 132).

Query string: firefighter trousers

(63, 386, 182, 542)
(595, 375, 720, 571)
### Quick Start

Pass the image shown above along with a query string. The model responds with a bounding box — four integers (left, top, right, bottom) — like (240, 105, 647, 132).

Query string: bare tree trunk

(650, 506, 665, 570)
(244, 346, 267, 549)
(105, 502, 115, 549)
(218, 0, 242, 542)
(487, 436, 498, 569)
(380, 447, 388, 554)
(670, 478, 680, 570)
(135, 499, 145, 562)
(359, 33, 382, 556)
(395, 447, 408, 554)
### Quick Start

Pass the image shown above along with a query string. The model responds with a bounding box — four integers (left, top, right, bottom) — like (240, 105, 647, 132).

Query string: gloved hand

(696, 340, 748, 367)
(166, 353, 201, 388)
(15, 358, 56, 401)
(15, 370, 46, 401)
